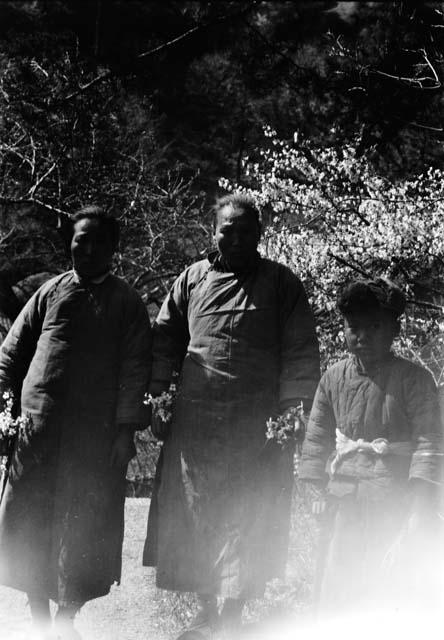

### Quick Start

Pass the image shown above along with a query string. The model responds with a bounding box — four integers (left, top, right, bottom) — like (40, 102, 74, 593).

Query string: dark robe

(299, 354, 442, 613)
(0, 271, 151, 605)
(144, 253, 320, 598)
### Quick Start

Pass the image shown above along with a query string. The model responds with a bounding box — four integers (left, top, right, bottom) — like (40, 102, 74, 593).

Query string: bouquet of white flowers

(266, 402, 306, 476)
(0, 391, 31, 472)
(144, 384, 177, 440)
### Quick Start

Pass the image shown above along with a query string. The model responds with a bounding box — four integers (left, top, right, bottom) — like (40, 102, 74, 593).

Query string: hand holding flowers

(266, 402, 306, 475)
(266, 402, 305, 446)
(0, 390, 32, 472)
(145, 384, 177, 440)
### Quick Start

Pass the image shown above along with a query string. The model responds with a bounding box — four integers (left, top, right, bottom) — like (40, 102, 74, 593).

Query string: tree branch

(61, 0, 262, 102)
(327, 251, 373, 278)
(329, 253, 444, 311)
(367, 65, 441, 91)
(27, 161, 57, 197)
(137, 23, 202, 60)
(406, 298, 444, 311)
(0, 195, 69, 217)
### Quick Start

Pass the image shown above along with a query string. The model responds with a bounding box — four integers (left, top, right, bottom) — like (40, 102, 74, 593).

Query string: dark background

(0, 0, 443, 321)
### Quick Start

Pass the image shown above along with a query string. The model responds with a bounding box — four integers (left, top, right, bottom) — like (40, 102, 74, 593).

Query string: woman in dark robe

(0, 207, 151, 639)
(144, 194, 320, 638)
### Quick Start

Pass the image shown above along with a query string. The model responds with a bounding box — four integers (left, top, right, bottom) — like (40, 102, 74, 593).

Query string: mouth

(354, 346, 372, 354)
(225, 253, 245, 262)
(74, 260, 96, 274)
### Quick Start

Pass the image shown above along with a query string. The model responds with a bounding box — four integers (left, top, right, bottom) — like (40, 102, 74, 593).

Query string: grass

(127, 437, 319, 636)
(0, 499, 167, 640)
(126, 430, 162, 497)
(153, 483, 319, 637)
(0, 436, 319, 640)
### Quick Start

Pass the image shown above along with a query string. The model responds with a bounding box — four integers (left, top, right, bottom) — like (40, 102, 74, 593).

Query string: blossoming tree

(220, 127, 444, 381)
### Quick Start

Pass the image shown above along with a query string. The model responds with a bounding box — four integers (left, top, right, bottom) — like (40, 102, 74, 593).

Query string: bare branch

(126, 154, 145, 215)
(402, 344, 437, 381)
(328, 253, 444, 311)
(0, 140, 33, 170)
(0, 227, 17, 246)
(0, 194, 69, 217)
(29, 136, 36, 178)
(62, 69, 112, 102)
(407, 121, 443, 132)
(60, 0, 262, 102)
(327, 251, 373, 278)
(407, 298, 444, 311)
(27, 161, 57, 197)
(137, 23, 202, 60)
(367, 48, 442, 91)
(421, 48, 440, 85)
(32, 198, 70, 217)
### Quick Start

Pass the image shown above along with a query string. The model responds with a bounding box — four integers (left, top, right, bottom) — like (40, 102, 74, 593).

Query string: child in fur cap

(299, 278, 442, 616)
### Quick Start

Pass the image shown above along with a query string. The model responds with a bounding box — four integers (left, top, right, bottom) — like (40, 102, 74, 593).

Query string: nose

(231, 232, 241, 247)
(356, 328, 370, 344)
(83, 242, 93, 257)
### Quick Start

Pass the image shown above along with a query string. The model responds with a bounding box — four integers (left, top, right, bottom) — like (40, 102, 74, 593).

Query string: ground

(1, 490, 439, 640)
(0, 498, 167, 640)
(0, 487, 319, 640)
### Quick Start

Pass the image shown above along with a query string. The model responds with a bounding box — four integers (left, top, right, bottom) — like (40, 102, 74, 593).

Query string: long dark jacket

(0, 272, 151, 605)
(144, 253, 320, 598)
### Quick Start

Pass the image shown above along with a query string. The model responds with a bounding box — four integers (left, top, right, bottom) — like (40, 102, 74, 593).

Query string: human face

(344, 310, 397, 365)
(71, 218, 114, 278)
(214, 205, 261, 270)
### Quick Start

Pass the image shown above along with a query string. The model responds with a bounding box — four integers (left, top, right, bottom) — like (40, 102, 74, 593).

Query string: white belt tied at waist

(330, 429, 412, 475)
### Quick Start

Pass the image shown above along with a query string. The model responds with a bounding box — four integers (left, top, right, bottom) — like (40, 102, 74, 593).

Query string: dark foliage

(1, 1, 444, 326)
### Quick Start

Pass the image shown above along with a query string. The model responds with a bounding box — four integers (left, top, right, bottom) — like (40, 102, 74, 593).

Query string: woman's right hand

(311, 484, 328, 516)
(150, 413, 172, 441)
(148, 380, 174, 441)
(312, 498, 327, 516)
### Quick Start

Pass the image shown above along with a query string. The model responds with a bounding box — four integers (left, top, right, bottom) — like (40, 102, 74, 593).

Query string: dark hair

(71, 205, 120, 251)
(338, 278, 406, 318)
(214, 193, 261, 229)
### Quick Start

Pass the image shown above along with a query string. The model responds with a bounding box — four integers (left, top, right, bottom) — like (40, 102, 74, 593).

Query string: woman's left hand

(110, 426, 137, 467)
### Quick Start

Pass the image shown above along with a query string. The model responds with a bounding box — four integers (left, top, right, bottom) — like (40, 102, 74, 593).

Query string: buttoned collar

(207, 250, 260, 273)
(72, 269, 111, 285)
(352, 351, 395, 376)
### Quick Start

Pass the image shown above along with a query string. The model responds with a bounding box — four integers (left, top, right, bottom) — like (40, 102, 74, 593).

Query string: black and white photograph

(0, 2, 442, 639)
